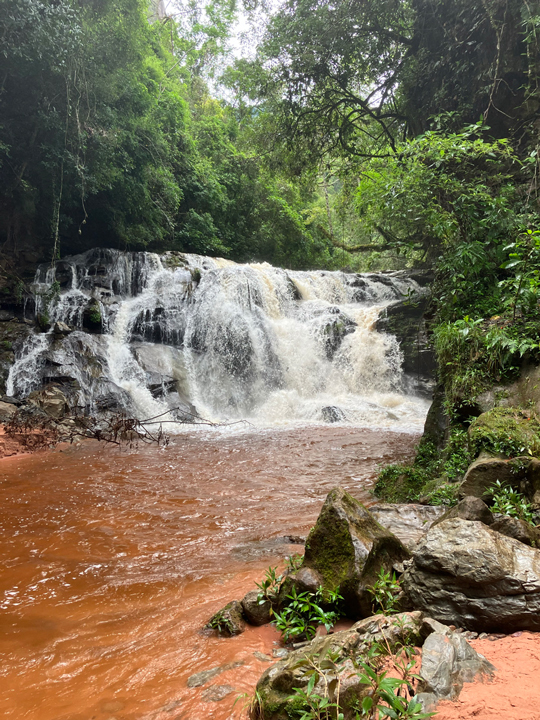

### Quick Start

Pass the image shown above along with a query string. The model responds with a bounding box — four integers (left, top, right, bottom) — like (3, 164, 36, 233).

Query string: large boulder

(433, 496, 494, 526)
(285, 488, 410, 618)
(369, 503, 446, 551)
(255, 612, 425, 720)
(417, 623, 494, 710)
(490, 514, 540, 547)
(459, 455, 540, 503)
(402, 518, 540, 632)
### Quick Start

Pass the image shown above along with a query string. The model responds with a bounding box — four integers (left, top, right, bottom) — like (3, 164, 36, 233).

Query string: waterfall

(6, 249, 431, 429)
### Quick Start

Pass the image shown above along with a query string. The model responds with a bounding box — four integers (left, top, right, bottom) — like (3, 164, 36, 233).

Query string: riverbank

(436, 631, 540, 720)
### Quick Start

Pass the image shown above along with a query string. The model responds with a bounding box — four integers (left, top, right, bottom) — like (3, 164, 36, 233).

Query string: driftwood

(3, 404, 250, 450)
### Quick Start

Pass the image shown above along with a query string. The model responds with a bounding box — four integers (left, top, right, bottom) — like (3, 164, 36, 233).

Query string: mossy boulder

(468, 407, 540, 458)
(255, 612, 424, 720)
(284, 488, 410, 618)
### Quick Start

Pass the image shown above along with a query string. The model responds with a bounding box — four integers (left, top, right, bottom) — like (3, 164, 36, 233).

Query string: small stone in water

(253, 651, 272, 662)
(272, 648, 289, 658)
(201, 685, 234, 702)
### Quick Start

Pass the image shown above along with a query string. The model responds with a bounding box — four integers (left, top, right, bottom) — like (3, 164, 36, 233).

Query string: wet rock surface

(369, 503, 446, 551)
(402, 518, 540, 632)
(205, 600, 246, 636)
(241, 590, 272, 626)
(433, 496, 494, 527)
(417, 625, 495, 710)
(187, 661, 244, 688)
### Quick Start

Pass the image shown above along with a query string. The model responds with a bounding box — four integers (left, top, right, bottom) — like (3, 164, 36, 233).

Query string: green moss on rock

(468, 407, 540, 458)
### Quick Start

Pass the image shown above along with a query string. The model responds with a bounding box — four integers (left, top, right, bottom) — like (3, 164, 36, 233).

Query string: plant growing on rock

(255, 565, 284, 605)
(367, 569, 401, 615)
(488, 480, 535, 524)
(206, 609, 235, 635)
(272, 586, 343, 642)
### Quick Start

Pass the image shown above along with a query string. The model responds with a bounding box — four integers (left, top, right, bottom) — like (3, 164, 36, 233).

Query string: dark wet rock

(27, 384, 69, 419)
(0, 400, 17, 423)
(460, 457, 518, 499)
(201, 684, 234, 702)
(402, 518, 540, 632)
(422, 384, 450, 450)
(256, 612, 424, 720)
(241, 590, 272, 626)
(321, 405, 346, 423)
(284, 488, 410, 618)
(1, 395, 21, 406)
(187, 661, 244, 688)
(417, 627, 495, 710)
(374, 291, 435, 396)
(490, 514, 540, 547)
(369, 503, 446, 551)
(433, 496, 494, 527)
(321, 311, 357, 360)
(205, 600, 246, 636)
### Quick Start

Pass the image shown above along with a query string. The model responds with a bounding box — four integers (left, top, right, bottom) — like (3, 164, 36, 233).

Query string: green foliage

(468, 408, 540, 458)
(291, 671, 344, 720)
(375, 426, 472, 504)
(272, 586, 343, 643)
(206, 609, 234, 635)
(286, 553, 305, 574)
(367, 569, 401, 615)
(356, 661, 433, 720)
(255, 565, 284, 605)
(423, 483, 458, 507)
(489, 480, 535, 524)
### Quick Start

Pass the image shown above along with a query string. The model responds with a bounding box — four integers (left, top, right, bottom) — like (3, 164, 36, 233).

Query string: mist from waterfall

(7, 249, 430, 430)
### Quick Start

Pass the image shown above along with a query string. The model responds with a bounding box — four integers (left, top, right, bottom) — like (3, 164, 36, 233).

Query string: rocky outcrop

(402, 518, 540, 632)
(27, 384, 69, 419)
(255, 612, 491, 720)
(284, 488, 410, 618)
(374, 282, 435, 397)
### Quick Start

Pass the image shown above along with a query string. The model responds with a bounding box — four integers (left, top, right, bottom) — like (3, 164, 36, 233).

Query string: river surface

(0, 425, 419, 720)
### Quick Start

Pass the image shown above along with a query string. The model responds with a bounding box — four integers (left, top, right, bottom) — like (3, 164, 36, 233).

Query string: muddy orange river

(0, 426, 418, 720)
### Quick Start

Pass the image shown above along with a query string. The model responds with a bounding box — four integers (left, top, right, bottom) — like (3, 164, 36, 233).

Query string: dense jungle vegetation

(1, 0, 540, 476)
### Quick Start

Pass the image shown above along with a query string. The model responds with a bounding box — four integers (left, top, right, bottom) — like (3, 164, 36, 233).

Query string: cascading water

(6, 248, 430, 429)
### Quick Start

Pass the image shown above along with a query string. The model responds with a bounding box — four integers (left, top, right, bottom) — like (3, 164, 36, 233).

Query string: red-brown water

(0, 425, 418, 720)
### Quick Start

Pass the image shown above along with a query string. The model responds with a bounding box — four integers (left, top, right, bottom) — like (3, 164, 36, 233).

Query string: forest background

(2, 0, 540, 483)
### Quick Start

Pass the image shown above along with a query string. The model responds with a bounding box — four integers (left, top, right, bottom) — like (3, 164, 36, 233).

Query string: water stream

(0, 426, 419, 720)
